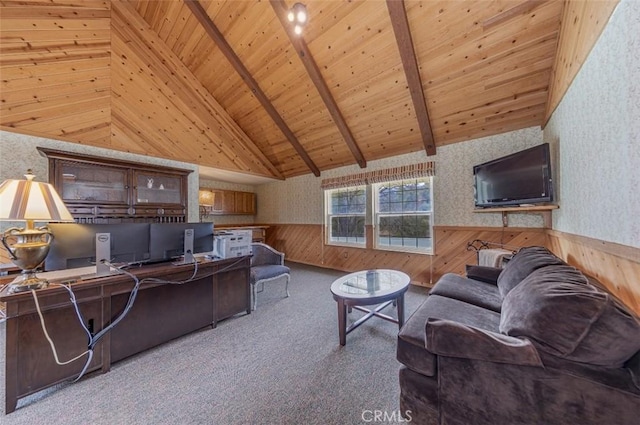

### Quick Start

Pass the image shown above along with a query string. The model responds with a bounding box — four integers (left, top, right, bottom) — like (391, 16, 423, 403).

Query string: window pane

(374, 177, 433, 253)
(327, 186, 366, 245)
(329, 187, 366, 214)
(349, 188, 366, 214)
(330, 216, 365, 244)
(390, 187, 402, 203)
(378, 214, 432, 249)
(378, 184, 390, 212)
(417, 187, 430, 211)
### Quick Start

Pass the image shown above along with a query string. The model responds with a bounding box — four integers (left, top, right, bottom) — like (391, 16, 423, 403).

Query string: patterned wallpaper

(0, 131, 260, 230)
(0, 131, 200, 224)
(543, 0, 640, 248)
(255, 127, 545, 227)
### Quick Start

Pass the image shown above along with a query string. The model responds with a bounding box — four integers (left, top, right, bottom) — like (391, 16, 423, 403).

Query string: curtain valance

(320, 162, 435, 190)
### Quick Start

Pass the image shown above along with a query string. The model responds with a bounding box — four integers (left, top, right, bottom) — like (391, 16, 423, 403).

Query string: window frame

(324, 185, 367, 248)
(372, 176, 434, 255)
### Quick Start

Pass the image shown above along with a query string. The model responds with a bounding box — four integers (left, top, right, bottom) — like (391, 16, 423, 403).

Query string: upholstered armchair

(250, 243, 290, 310)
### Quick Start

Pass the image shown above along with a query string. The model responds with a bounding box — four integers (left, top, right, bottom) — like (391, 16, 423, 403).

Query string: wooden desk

(0, 257, 250, 414)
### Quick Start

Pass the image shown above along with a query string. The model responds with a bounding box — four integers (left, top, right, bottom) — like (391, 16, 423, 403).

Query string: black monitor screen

(473, 143, 553, 207)
(46, 223, 151, 271)
(149, 223, 214, 261)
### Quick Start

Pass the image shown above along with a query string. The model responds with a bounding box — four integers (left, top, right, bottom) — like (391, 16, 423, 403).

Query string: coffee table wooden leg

(397, 294, 405, 328)
(337, 299, 347, 346)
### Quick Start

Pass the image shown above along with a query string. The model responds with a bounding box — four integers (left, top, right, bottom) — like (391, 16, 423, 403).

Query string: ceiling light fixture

(287, 2, 308, 35)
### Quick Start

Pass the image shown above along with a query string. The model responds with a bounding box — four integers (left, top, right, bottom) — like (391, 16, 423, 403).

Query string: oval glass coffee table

(330, 269, 411, 346)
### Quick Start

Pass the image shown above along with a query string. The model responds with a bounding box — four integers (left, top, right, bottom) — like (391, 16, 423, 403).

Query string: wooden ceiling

(0, 1, 618, 180)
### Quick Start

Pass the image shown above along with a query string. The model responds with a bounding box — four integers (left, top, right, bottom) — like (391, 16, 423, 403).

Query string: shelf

(473, 204, 558, 228)
(473, 205, 558, 213)
(137, 187, 179, 193)
(64, 181, 125, 190)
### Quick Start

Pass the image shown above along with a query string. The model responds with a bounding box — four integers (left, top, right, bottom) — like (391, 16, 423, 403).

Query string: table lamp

(0, 170, 74, 293)
(199, 189, 213, 220)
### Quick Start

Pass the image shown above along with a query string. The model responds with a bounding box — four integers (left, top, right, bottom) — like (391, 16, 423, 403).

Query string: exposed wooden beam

(270, 0, 367, 169)
(386, 0, 436, 156)
(109, 0, 284, 180)
(183, 0, 321, 177)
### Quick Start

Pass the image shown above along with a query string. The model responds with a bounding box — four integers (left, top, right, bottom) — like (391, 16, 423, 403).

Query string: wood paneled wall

(265, 223, 640, 315)
(264, 223, 546, 287)
(547, 229, 640, 315)
(544, 0, 619, 122)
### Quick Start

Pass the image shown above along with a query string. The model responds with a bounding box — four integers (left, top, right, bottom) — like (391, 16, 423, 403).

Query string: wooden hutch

(38, 148, 191, 224)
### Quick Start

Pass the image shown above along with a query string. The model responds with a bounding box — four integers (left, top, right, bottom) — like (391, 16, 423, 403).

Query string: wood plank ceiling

(0, 1, 618, 180)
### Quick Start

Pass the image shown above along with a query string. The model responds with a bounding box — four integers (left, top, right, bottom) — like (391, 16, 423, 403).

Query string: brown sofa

(397, 246, 640, 424)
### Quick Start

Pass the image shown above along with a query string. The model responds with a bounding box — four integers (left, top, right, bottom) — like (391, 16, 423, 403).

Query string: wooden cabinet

(234, 191, 255, 214)
(199, 188, 255, 215)
(216, 190, 237, 214)
(39, 148, 191, 223)
(215, 257, 251, 320)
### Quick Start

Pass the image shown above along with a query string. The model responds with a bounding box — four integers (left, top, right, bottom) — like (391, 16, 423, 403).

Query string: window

(321, 162, 435, 253)
(326, 186, 366, 246)
(373, 177, 433, 254)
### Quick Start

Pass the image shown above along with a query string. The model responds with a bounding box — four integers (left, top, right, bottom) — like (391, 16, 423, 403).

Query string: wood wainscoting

(263, 223, 640, 315)
(264, 223, 546, 288)
(547, 230, 640, 315)
(0, 248, 9, 265)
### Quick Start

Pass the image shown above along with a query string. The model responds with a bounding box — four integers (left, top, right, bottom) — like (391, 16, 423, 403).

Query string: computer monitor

(45, 223, 151, 271)
(148, 223, 214, 262)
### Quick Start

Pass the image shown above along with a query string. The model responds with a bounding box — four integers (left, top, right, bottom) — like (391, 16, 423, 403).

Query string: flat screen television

(148, 223, 214, 262)
(45, 223, 151, 271)
(473, 143, 553, 208)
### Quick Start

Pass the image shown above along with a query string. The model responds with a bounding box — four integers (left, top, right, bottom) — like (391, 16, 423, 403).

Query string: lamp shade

(198, 189, 214, 206)
(0, 171, 74, 222)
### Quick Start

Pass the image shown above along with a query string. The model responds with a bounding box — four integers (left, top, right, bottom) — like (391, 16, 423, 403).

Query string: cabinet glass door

(133, 171, 182, 205)
(59, 162, 128, 204)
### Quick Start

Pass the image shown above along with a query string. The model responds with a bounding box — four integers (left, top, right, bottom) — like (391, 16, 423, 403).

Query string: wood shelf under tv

(473, 204, 558, 228)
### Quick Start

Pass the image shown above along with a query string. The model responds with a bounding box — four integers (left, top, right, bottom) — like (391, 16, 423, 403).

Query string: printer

(213, 230, 253, 259)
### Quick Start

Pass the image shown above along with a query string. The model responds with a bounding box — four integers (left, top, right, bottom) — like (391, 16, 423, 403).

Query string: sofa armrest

(426, 318, 542, 366)
(465, 264, 502, 284)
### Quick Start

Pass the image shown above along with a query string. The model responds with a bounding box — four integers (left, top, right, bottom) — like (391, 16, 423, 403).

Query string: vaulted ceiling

(0, 0, 618, 181)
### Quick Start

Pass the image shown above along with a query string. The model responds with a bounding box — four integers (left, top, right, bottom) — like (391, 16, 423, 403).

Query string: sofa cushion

(500, 265, 640, 367)
(398, 295, 501, 376)
(465, 264, 502, 285)
(425, 318, 542, 366)
(429, 273, 502, 312)
(497, 246, 565, 298)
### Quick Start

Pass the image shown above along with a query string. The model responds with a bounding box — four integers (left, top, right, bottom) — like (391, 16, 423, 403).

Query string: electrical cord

(30, 261, 140, 382)
(143, 255, 198, 285)
(141, 256, 247, 286)
(88, 262, 141, 350)
(31, 289, 91, 366)
(32, 255, 248, 382)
